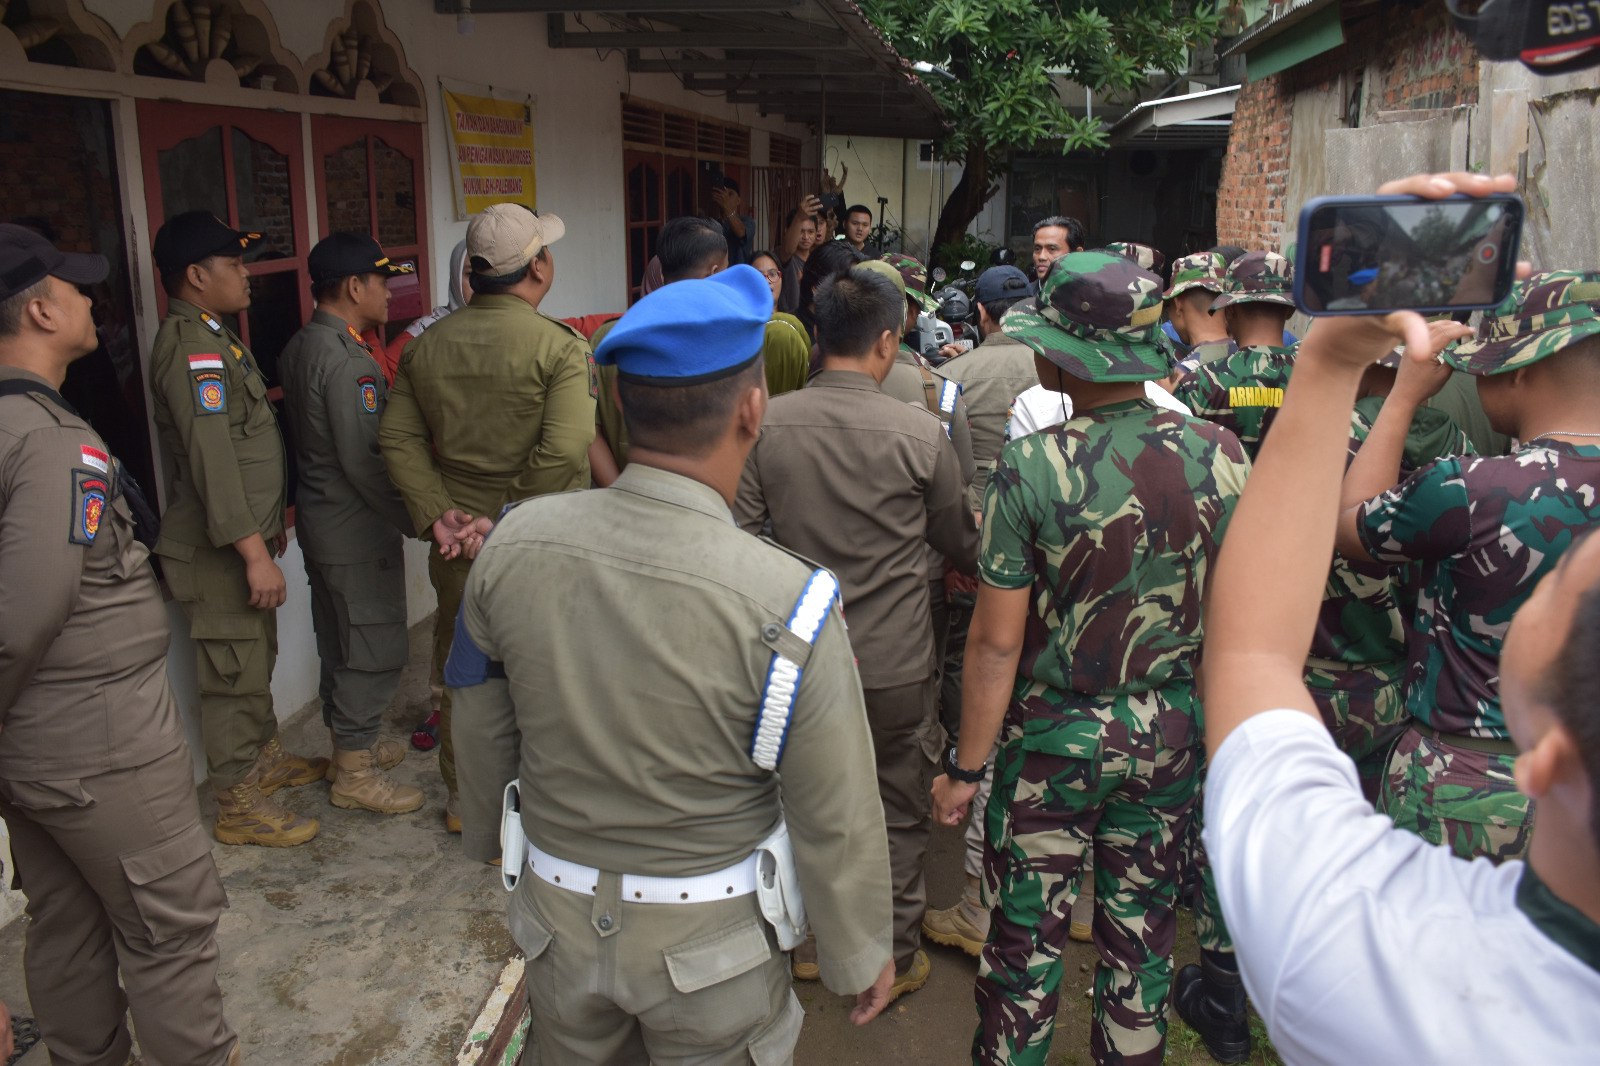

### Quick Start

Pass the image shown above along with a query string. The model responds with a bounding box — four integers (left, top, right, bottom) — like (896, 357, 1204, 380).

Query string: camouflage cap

(879, 252, 939, 312)
(1000, 250, 1173, 383)
(1163, 251, 1227, 300)
(1105, 241, 1167, 274)
(1444, 271, 1600, 375)
(1210, 250, 1295, 310)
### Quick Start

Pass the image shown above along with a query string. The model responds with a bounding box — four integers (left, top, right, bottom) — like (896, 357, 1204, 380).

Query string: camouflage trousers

(974, 686, 1201, 1066)
(1379, 725, 1534, 862)
(1304, 660, 1407, 802)
(1185, 789, 1231, 955)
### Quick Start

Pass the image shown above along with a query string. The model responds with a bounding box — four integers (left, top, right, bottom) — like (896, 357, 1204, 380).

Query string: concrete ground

(0, 614, 1279, 1066)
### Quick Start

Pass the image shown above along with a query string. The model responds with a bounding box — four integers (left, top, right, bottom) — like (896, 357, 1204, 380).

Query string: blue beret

(594, 265, 770, 383)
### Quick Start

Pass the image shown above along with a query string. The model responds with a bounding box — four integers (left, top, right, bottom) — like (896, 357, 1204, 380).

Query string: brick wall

(1216, 1, 1481, 250)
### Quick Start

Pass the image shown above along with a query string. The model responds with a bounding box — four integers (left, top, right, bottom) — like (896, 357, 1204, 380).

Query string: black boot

(1174, 949, 1252, 1064)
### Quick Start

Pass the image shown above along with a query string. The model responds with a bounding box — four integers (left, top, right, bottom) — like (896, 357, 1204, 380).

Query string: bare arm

(780, 195, 820, 262)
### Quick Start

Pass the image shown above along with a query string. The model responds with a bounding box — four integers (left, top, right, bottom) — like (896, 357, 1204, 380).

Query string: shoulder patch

(358, 375, 379, 414)
(79, 444, 109, 473)
(70, 469, 110, 545)
(751, 568, 841, 770)
(199, 312, 223, 334)
(587, 353, 599, 399)
(939, 378, 960, 414)
(190, 355, 227, 416)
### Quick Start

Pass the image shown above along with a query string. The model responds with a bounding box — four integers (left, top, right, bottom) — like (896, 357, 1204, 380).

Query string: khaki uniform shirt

(451, 464, 892, 992)
(883, 345, 977, 486)
(148, 298, 286, 553)
(939, 331, 1040, 509)
(379, 294, 595, 535)
(279, 309, 411, 563)
(734, 370, 980, 689)
(0, 370, 183, 780)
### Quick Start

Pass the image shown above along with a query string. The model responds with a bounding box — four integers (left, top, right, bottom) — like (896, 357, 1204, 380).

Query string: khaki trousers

(307, 550, 409, 750)
(0, 745, 236, 1066)
(509, 871, 804, 1065)
(429, 548, 473, 795)
(161, 542, 278, 790)
(864, 676, 940, 972)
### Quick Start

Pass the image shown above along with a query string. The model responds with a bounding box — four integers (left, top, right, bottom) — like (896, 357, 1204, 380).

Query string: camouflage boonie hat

(1105, 241, 1167, 274)
(1163, 251, 1227, 300)
(1444, 271, 1600, 375)
(854, 259, 909, 335)
(1211, 250, 1295, 310)
(879, 252, 939, 313)
(1000, 250, 1173, 383)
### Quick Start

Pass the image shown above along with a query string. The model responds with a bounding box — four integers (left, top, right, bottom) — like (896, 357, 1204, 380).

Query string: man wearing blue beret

(448, 265, 897, 1062)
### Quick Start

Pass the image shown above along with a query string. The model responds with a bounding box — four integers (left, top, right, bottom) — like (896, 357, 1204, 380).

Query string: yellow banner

(441, 87, 536, 218)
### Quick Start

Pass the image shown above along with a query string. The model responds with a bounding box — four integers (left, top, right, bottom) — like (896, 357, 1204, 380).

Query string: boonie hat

(1445, 271, 1600, 375)
(153, 211, 262, 276)
(593, 264, 769, 383)
(879, 252, 938, 313)
(1211, 250, 1295, 310)
(467, 204, 565, 277)
(1105, 241, 1167, 274)
(1163, 251, 1227, 301)
(1001, 250, 1173, 383)
(974, 265, 1032, 305)
(0, 223, 108, 301)
(308, 231, 414, 285)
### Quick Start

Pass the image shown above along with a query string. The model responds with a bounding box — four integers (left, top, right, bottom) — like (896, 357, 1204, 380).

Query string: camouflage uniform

(1162, 252, 1234, 373)
(1358, 272, 1600, 862)
(1103, 241, 1166, 274)
(1171, 252, 1298, 461)
(975, 253, 1250, 1066)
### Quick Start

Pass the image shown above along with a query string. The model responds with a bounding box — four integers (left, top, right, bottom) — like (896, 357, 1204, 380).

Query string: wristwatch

(944, 746, 986, 784)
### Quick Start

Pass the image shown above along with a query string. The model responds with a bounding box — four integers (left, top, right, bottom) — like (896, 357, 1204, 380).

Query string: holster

(500, 779, 526, 893)
(755, 819, 808, 951)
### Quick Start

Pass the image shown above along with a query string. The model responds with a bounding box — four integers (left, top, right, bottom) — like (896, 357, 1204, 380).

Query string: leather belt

(1417, 723, 1518, 757)
(525, 839, 759, 904)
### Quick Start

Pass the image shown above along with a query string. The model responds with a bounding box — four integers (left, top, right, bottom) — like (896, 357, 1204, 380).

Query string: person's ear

(185, 260, 207, 294)
(1512, 722, 1578, 801)
(978, 304, 994, 331)
(735, 381, 766, 442)
(875, 328, 898, 362)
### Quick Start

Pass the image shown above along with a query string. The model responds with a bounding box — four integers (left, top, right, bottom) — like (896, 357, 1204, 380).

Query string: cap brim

(1163, 279, 1222, 301)
(907, 288, 938, 313)
(1001, 305, 1171, 383)
(208, 231, 264, 260)
(537, 213, 565, 248)
(1211, 291, 1296, 310)
(1445, 317, 1600, 375)
(50, 251, 109, 286)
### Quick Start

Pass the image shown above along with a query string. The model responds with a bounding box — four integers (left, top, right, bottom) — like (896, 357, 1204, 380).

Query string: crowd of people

(0, 165, 1596, 1066)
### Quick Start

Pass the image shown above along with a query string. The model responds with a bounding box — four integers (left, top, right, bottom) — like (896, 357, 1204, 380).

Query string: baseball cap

(974, 265, 1032, 305)
(466, 203, 565, 277)
(593, 264, 769, 383)
(1210, 250, 1295, 310)
(1163, 251, 1227, 301)
(1445, 271, 1600, 375)
(153, 211, 262, 277)
(0, 223, 108, 301)
(1001, 250, 1173, 383)
(879, 252, 938, 313)
(1105, 241, 1167, 274)
(308, 231, 415, 285)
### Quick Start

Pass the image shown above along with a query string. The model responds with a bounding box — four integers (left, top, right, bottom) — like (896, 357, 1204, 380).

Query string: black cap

(308, 231, 414, 286)
(975, 265, 1032, 305)
(0, 223, 109, 302)
(152, 211, 262, 277)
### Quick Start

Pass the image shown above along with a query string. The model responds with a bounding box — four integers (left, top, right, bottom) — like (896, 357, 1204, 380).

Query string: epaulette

(539, 313, 590, 345)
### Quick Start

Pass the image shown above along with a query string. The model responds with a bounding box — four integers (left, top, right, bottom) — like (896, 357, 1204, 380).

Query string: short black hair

(618, 356, 765, 457)
(798, 241, 868, 335)
(815, 266, 903, 359)
(1211, 245, 1247, 266)
(469, 248, 547, 296)
(750, 250, 781, 271)
(160, 254, 224, 297)
(1033, 215, 1086, 250)
(784, 207, 818, 229)
(721, 177, 740, 194)
(980, 294, 1028, 323)
(846, 205, 872, 221)
(0, 276, 51, 340)
(1539, 526, 1600, 851)
(658, 216, 727, 282)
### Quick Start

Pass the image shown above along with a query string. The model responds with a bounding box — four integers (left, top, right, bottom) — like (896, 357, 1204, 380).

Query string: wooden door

(624, 149, 663, 304)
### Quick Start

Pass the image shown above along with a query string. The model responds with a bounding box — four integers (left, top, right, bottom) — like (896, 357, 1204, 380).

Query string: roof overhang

(1221, 0, 1345, 82)
(435, 0, 946, 139)
(1106, 85, 1239, 148)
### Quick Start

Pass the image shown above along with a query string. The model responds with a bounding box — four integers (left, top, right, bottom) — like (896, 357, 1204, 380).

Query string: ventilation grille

(770, 134, 802, 168)
(622, 97, 750, 160)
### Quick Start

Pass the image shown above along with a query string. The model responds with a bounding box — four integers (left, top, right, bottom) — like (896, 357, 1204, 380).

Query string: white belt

(525, 839, 759, 904)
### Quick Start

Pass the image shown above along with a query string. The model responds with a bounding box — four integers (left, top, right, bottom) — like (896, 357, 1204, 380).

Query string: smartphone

(708, 168, 727, 190)
(1294, 193, 1522, 316)
(817, 192, 846, 216)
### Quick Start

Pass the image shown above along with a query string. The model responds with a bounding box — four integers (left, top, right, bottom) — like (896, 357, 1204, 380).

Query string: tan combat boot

(922, 874, 990, 957)
(329, 747, 425, 814)
(887, 949, 931, 1003)
(214, 770, 319, 847)
(445, 790, 462, 833)
(324, 728, 405, 782)
(1070, 853, 1094, 942)
(255, 732, 330, 796)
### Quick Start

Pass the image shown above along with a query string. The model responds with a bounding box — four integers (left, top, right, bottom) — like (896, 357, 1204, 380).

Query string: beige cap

(465, 204, 565, 277)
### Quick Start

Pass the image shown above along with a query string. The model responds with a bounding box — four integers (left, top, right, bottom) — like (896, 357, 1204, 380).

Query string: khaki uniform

(149, 298, 287, 790)
(280, 309, 413, 749)
(939, 331, 1040, 511)
(0, 368, 235, 1066)
(451, 464, 892, 1063)
(379, 293, 595, 795)
(735, 369, 979, 971)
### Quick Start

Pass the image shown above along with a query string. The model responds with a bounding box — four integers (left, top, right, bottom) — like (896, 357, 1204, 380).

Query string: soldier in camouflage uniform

(1172, 251, 1298, 461)
(931, 252, 1250, 1066)
(1334, 272, 1600, 862)
(1103, 241, 1165, 274)
(1162, 252, 1235, 372)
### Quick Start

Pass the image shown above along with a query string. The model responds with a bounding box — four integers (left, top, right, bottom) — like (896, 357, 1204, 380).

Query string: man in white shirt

(1200, 168, 1600, 1066)
(1007, 379, 1190, 441)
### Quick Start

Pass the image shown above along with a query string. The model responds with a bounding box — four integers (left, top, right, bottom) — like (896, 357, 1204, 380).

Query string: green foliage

(870, 218, 906, 254)
(933, 232, 1001, 278)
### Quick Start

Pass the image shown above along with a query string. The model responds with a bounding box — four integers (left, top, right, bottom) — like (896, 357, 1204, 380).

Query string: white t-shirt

(1005, 381, 1192, 442)
(1205, 710, 1600, 1066)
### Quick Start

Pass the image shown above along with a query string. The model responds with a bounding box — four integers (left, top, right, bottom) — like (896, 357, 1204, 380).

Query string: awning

(1107, 85, 1239, 148)
(435, 0, 946, 139)
(1221, 0, 1345, 83)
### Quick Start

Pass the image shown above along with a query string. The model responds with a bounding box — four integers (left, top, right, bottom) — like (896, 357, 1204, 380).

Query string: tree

(860, 0, 1218, 250)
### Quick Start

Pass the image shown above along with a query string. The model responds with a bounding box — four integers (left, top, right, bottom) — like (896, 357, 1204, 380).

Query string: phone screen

(1298, 196, 1521, 315)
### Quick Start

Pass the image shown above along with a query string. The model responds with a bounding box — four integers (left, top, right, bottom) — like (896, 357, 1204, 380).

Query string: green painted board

(1246, 3, 1345, 82)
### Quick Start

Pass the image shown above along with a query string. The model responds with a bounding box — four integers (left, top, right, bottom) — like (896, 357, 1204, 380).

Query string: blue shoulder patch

(442, 606, 506, 688)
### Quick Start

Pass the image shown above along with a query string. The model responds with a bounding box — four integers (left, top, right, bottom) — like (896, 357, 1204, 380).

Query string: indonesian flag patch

(79, 444, 109, 473)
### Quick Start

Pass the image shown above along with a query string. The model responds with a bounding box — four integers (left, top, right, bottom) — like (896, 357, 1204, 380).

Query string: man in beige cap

(379, 204, 595, 831)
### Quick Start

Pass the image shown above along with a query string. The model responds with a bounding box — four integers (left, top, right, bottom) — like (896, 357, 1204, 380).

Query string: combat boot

(329, 747, 425, 814)
(214, 770, 319, 847)
(791, 933, 820, 980)
(255, 732, 330, 796)
(445, 790, 462, 833)
(922, 874, 989, 956)
(887, 949, 931, 1003)
(324, 729, 405, 782)
(1174, 950, 1252, 1064)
